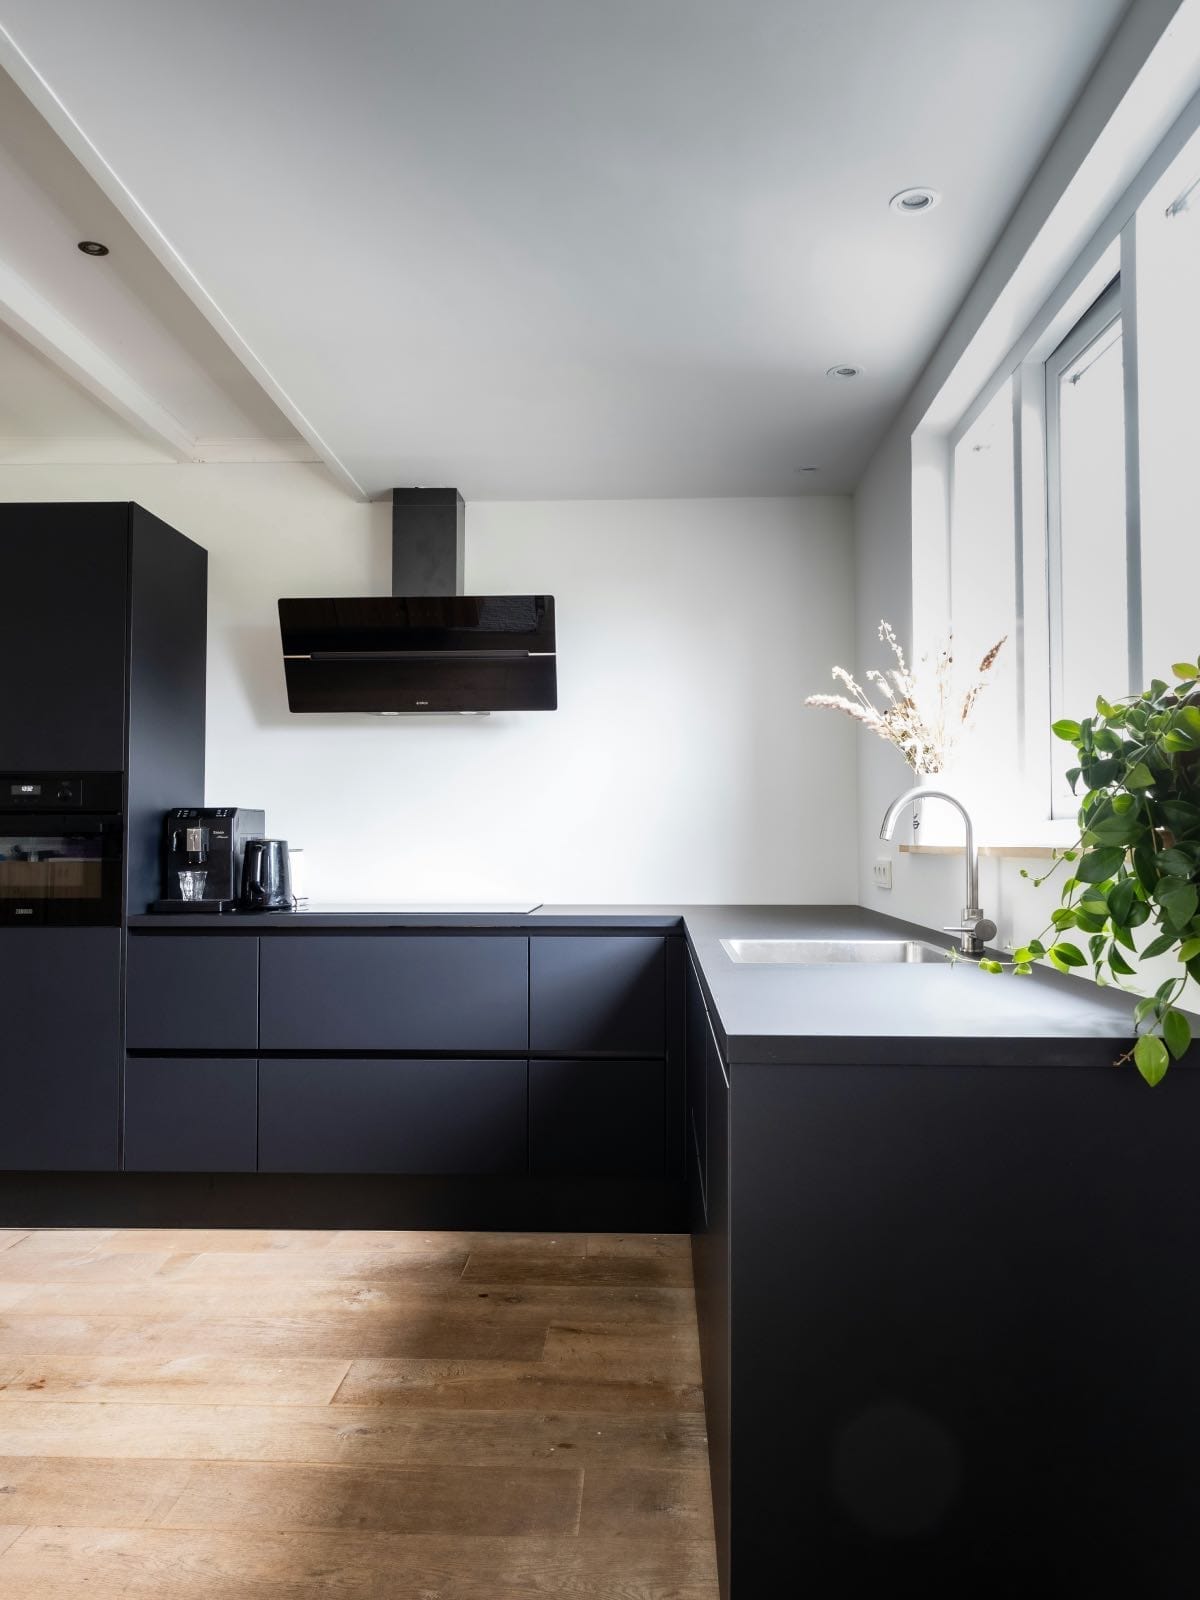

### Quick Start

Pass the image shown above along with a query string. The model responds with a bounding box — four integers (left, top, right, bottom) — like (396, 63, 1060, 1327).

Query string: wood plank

(0, 1309, 551, 1361)
(5, 1277, 696, 1327)
(0, 1355, 351, 1407)
(101, 1228, 343, 1255)
(0, 1457, 194, 1528)
(0, 1527, 720, 1599)
(0, 1401, 708, 1469)
(0, 1456, 582, 1536)
(0, 1233, 28, 1256)
(158, 1459, 584, 1536)
(164, 1246, 471, 1283)
(586, 1234, 692, 1260)
(0, 1525, 25, 1557)
(579, 1467, 716, 1541)
(463, 1251, 693, 1288)
(0, 1230, 115, 1254)
(332, 1355, 703, 1414)
(543, 1322, 703, 1384)
(333, 1230, 592, 1257)
(0, 1247, 174, 1283)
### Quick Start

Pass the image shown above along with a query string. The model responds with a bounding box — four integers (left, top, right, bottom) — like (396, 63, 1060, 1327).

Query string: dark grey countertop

(127, 902, 1165, 1069)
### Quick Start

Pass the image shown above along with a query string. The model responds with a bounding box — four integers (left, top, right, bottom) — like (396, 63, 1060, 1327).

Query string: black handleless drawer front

(530, 935, 665, 1054)
(259, 1058, 527, 1174)
(126, 935, 259, 1051)
(124, 1057, 257, 1172)
(529, 1058, 666, 1178)
(259, 935, 528, 1053)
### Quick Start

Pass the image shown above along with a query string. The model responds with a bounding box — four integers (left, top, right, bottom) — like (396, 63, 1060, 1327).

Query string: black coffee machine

(156, 808, 265, 912)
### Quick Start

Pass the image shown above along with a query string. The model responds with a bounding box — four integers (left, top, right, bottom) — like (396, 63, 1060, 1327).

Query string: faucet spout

(878, 785, 996, 957)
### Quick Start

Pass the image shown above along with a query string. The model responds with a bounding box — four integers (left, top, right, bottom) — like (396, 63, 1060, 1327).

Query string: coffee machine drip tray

(296, 902, 543, 916)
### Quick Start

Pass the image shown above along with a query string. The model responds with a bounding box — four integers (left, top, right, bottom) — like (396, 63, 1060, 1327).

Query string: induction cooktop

(293, 902, 543, 915)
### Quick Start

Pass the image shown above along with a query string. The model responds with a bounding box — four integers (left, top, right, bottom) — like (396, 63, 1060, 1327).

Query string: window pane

(1049, 299, 1127, 813)
(1136, 128, 1200, 685)
(949, 381, 1017, 837)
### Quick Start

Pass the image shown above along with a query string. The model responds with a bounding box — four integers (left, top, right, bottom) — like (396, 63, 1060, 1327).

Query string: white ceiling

(0, 70, 310, 459)
(0, 0, 1129, 498)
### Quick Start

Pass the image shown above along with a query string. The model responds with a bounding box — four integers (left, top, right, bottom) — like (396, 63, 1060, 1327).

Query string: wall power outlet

(872, 857, 893, 891)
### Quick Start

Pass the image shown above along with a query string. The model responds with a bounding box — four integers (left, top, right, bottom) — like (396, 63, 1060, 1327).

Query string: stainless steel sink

(721, 937, 949, 965)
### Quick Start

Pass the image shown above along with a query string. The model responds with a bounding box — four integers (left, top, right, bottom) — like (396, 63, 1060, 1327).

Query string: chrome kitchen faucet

(879, 787, 998, 957)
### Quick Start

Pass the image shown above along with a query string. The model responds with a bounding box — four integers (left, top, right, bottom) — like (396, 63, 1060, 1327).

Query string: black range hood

(278, 489, 556, 714)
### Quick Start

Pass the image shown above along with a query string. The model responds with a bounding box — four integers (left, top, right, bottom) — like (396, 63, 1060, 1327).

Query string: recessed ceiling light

(826, 364, 862, 379)
(889, 187, 941, 215)
(77, 240, 109, 256)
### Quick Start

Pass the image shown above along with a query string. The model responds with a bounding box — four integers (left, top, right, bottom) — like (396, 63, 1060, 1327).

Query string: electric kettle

(240, 838, 293, 911)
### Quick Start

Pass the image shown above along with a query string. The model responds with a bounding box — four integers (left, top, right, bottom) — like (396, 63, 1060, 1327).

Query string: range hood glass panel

(279, 596, 554, 656)
(282, 653, 557, 713)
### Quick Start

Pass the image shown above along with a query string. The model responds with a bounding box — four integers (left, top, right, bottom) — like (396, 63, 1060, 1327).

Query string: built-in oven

(0, 774, 123, 926)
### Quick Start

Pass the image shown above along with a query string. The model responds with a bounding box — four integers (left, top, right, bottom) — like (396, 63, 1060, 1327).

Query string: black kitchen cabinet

(0, 928, 121, 1170)
(529, 934, 665, 1054)
(686, 954, 708, 1222)
(124, 1057, 257, 1172)
(0, 505, 129, 771)
(696, 1014, 730, 1598)
(259, 934, 528, 1052)
(529, 1058, 666, 1177)
(127, 935, 259, 1051)
(259, 1057, 528, 1174)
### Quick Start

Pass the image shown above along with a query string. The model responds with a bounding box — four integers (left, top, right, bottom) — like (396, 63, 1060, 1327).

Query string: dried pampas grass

(806, 621, 1006, 775)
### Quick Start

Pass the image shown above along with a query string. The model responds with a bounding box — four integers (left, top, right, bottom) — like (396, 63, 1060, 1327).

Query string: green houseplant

(990, 661, 1200, 1085)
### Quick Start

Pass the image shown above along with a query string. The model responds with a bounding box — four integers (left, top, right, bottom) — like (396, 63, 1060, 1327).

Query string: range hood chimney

(391, 487, 465, 597)
(277, 487, 556, 714)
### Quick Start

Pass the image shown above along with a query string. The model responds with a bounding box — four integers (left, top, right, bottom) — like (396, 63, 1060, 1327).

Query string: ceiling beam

(0, 256, 196, 459)
(0, 25, 368, 500)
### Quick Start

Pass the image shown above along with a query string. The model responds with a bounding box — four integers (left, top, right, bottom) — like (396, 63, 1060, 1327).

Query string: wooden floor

(0, 1226, 717, 1598)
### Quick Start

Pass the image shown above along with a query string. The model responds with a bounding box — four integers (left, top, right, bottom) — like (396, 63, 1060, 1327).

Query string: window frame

(934, 86, 1200, 834)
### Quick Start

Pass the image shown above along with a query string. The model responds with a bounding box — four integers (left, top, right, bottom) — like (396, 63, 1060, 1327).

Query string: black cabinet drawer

(127, 935, 259, 1050)
(529, 935, 665, 1054)
(0, 927, 121, 1171)
(529, 1058, 666, 1178)
(259, 1057, 527, 1174)
(259, 935, 528, 1052)
(124, 1057, 257, 1172)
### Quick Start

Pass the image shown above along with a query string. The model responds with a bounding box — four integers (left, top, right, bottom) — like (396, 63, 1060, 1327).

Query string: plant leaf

(1179, 938, 1200, 963)
(1134, 1033, 1170, 1086)
(1173, 663, 1200, 681)
(1109, 946, 1135, 976)
(1076, 848, 1125, 883)
(1107, 880, 1137, 925)
(1157, 848, 1198, 877)
(1050, 942, 1086, 967)
(1052, 719, 1082, 742)
(1158, 881, 1199, 932)
(1141, 928, 1181, 960)
(1125, 763, 1156, 789)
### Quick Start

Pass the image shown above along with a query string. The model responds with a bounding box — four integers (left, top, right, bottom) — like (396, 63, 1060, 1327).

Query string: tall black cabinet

(0, 502, 207, 1171)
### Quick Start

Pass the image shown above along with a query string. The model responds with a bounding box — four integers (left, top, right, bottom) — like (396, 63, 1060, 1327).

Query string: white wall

(0, 463, 857, 905)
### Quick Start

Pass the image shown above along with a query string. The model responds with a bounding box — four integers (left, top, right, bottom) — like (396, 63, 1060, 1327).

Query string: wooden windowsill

(900, 843, 1060, 860)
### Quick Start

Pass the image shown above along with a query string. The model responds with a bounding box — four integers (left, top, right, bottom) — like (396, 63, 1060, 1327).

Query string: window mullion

(1119, 219, 1144, 694)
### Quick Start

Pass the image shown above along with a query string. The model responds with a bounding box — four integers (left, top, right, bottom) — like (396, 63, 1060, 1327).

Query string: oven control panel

(0, 774, 122, 812)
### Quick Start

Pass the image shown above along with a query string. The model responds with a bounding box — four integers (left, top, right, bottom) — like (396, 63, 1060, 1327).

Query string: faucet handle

(942, 915, 998, 951)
